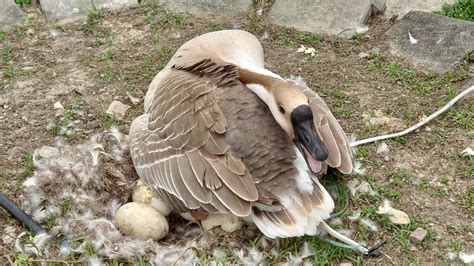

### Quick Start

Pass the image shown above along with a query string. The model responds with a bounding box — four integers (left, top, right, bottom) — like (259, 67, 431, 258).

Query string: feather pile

(12, 126, 316, 264)
(13, 127, 180, 261)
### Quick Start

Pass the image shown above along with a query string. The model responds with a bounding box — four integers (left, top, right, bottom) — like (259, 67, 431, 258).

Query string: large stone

(157, 0, 252, 15)
(386, 11, 474, 74)
(0, 0, 27, 29)
(268, 0, 380, 37)
(384, 0, 457, 19)
(40, 0, 138, 24)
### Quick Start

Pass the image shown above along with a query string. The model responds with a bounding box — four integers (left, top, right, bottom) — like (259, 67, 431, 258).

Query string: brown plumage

(129, 30, 352, 238)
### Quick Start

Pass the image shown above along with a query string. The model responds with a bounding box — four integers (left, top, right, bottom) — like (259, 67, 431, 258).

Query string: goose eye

(278, 105, 285, 114)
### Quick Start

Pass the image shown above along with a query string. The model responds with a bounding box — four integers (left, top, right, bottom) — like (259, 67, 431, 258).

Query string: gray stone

(384, 0, 457, 19)
(40, 0, 138, 24)
(157, 0, 252, 15)
(386, 11, 474, 74)
(409, 227, 428, 244)
(0, 0, 27, 29)
(268, 0, 382, 37)
(106, 100, 130, 120)
(34, 146, 60, 159)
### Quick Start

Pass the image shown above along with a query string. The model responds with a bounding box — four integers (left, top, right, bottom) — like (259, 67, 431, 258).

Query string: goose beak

(293, 118, 328, 174)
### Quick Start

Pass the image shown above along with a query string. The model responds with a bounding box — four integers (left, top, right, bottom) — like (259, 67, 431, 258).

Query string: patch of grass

(353, 33, 363, 45)
(101, 49, 114, 61)
(15, 0, 31, 7)
(2, 46, 15, 77)
(297, 32, 321, 47)
(209, 22, 225, 31)
(15, 155, 34, 190)
(448, 239, 464, 252)
(357, 146, 369, 157)
(145, 5, 187, 30)
(0, 28, 5, 42)
(14, 253, 31, 264)
(436, 0, 474, 21)
(101, 67, 120, 84)
(465, 185, 474, 212)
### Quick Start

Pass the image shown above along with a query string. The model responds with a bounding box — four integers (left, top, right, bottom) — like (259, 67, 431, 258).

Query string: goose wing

(129, 60, 258, 217)
(295, 82, 352, 174)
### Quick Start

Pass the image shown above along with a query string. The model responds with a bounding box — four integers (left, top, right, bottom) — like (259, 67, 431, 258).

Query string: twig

(5, 254, 14, 265)
(351, 85, 474, 147)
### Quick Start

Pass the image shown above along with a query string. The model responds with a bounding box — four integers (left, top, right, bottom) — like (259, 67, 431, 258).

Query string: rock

(41, 0, 138, 24)
(86, 120, 100, 129)
(409, 227, 428, 244)
(157, 0, 251, 15)
(115, 202, 169, 240)
(132, 181, 171, 216)
(339, 261, 353, 266)
(34, 146, 59, 159)
(53, 101, 64, 110)
(201, 213, 244, 233)
(384, 0, 457, 19)
(388, 209, 410, 225)
(347, 179, 375, 196)
(386, 11, 474, 74)
(358, 181, 375, 196)
(0, 0, 27, 29)
(363, 109, 403, 130)
(358, 52, 370, 58)
(376, 199, 410, 224)
(106, 100, 130, 120)
(126, 91, 141, 106)
(268, 0, 381, 37)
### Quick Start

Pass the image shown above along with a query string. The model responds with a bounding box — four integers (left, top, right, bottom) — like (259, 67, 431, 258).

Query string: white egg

(115, 202, 169, 240)
(201, 213, 243, 233)
(132, 182, 171, 216)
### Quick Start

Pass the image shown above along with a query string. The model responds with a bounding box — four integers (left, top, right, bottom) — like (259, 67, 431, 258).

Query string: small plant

(15, 155, 34, 190)
(83, 9, 103, 33)
(297, 32, 321, 47)
(0, 28, 5, 41)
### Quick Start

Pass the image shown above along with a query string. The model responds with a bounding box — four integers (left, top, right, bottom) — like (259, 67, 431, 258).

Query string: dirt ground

(1, 3, 473, 264)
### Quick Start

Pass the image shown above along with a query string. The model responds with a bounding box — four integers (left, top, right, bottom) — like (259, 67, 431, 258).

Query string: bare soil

(1, 4, 472, 264)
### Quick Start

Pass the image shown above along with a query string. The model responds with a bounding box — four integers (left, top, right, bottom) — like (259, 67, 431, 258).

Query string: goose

(130, 30, 369, 252)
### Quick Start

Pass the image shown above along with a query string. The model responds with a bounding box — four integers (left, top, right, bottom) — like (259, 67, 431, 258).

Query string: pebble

(388, 209, 410, 225)
(106, 100, 130, 120)
(53, 101, 64, 110)
(86, 120, 100, 129)
(358, 52, 369, 58)
(126, 91, 141, 105)
(409, 227, 428, 244)
(34, 146, 59, 159)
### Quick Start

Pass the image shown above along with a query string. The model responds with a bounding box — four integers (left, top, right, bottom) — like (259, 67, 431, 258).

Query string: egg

(132, 181, 171, 216)
(201, 213, 243, 233)
(115, 202, 168, 240)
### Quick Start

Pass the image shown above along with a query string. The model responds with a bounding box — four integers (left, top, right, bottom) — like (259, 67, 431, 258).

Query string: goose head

(239, 69, 328, 173)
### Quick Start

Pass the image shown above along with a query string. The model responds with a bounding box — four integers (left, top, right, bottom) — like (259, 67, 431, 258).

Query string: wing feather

(129, 63, 258, 216)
